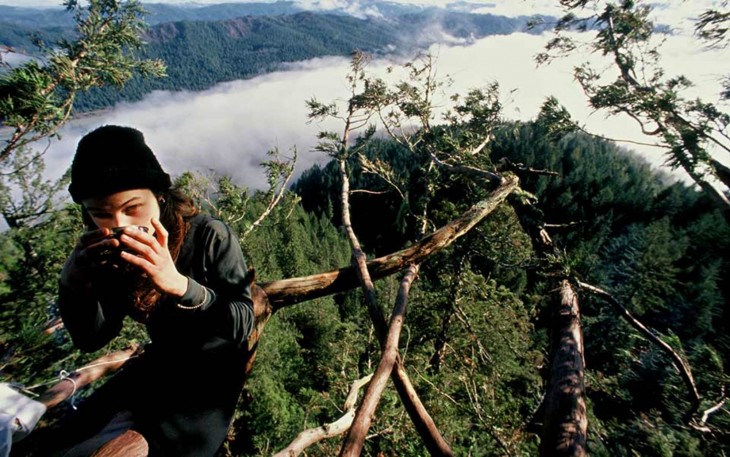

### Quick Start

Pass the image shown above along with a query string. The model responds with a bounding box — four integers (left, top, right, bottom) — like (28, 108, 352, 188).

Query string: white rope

(12, 353, 139, 408)
(73, 355, 139, 374)
(58, 370, 78, 410)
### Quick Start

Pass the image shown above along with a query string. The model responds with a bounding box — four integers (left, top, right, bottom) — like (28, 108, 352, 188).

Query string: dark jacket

(58, 214, 255, 456)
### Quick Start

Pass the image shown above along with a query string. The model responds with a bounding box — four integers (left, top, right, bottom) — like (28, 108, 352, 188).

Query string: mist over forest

(2, 1, 727, 187)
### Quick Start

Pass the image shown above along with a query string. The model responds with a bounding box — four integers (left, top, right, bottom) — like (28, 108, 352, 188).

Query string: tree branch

(242, 149, 297, 238)
(35, 346, 140, 410)
(273, 374, 373, 457)
(261, 175, 518, 308)
(699, 386, 726, 427)
(340, 264, 419, 456)
(496, 157, 560, 177)
(577, 281, 702, 416)
(428, 149, 502, 183)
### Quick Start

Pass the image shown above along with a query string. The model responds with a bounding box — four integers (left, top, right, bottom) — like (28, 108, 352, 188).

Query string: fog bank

(36, 30, 728, 191)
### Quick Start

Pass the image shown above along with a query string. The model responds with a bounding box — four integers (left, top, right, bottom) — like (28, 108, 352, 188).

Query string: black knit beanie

(69, 125, 172, 203)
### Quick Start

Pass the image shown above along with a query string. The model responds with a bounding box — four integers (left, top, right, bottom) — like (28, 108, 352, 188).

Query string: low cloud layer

(33, 30, 728, 195)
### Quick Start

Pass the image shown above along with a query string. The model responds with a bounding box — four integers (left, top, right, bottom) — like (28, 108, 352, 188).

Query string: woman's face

(82, 188, 161, 231)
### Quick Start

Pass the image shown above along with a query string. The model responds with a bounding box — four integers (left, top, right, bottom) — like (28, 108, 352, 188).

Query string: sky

(1, 0, 729, 191)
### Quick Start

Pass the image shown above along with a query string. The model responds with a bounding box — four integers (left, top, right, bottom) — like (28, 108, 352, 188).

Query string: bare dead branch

(340, 265, 419, 457)
(577, 281, 702, 416)
(390, 358, 454, 456)
(574, 124, 669, 149)
(274, 374, 373, 457)
(261, 175, 519, 308)
(350, 189, 391, 196)
(358, 153, 406, 200)
(243, 150, 298, 238)
(700, 386, 726, 427)
(453, 304, 493, 364)
(428, 150, 502, 183)
(496, 157, 560, 176)
(543, 222, 584, 229)
(469, 135, 491, 156)
(416, 369, 458, 405)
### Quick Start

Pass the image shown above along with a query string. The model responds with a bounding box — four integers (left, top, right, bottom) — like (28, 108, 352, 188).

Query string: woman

(55, 125, 255, 456)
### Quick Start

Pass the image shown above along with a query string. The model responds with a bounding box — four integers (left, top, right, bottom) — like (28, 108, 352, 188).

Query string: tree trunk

(509, 195, 587, 456)
(540, 280, 587, 457)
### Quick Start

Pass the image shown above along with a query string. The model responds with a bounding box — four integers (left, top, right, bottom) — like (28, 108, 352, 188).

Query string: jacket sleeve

(58, 283, 126, 352)
(174, 219, 255, 347)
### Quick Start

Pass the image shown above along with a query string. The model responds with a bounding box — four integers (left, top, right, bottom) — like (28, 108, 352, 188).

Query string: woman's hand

(118, 218, 189, 298)
(60, 228, 120, 290)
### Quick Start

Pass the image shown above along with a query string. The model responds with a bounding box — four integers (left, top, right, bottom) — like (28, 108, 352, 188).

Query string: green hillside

(0, 10, 535, 111)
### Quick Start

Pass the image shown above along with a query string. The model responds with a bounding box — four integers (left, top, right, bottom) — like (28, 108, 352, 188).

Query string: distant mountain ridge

(0, 1, 429, 28)
(0, 3, 548, 111)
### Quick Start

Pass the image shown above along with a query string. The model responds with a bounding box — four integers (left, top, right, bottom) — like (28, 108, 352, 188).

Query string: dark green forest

(0, 2, 304, 28)
(289, 124, 730, 455)
(1, 122, 728, 455)
(0, 8, 541, 112)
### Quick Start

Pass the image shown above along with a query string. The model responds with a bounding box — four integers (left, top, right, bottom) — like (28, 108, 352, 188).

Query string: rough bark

(510, 195, 587, 456)
(540, 280, 587, 457)
(340, 264, 419, 457)
(91, 430, 148, 457)
(242, 278, 274, 380)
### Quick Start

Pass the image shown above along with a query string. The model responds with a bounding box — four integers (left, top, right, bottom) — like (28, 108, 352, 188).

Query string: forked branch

(340, 264, 420, 456)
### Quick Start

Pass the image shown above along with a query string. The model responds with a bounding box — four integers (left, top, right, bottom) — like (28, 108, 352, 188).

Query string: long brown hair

(82, 187, 199, 322)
